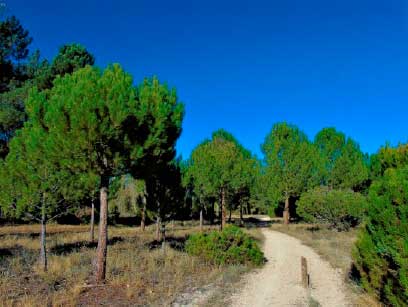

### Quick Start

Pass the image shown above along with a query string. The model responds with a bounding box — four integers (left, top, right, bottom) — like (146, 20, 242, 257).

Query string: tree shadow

(348, 263, 362, 284)
(306, 225, 321, 232)
(0, 248, 13, 257)
(238, 217, 274, 228)
(50, 236, 124, 255)
(0, 245, 38, 271)
(147, 236, 187, 251)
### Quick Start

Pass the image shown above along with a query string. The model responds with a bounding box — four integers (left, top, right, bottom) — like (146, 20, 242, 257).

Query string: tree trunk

(199, 209, 203, 232)
(283, 196, 290, 225)
(240, 203, 244, 225)
(220, 188, 226, 230)
(140, 195, 146, 232)
(95, 176, 109, 283)
(210, 202, 215, 225)
(156, 216, 161, 241)
(90, 197, 95, 242)
(156, 198, 161, 241)
(228, 208, 232, 223)
(40, 212, 47, 272)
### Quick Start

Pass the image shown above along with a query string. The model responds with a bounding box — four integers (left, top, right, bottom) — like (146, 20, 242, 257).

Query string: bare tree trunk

(220, 188, 226, 230)
(156, 216, 161, 241)
(283, 196, 290, 225)
(240, 202, 244, 225)
(199, 209, 203, 232)
(90, 197, 95, 242)
(40, 209, 47, 272)
(156, 198, 161, 241)
(95, 175, 109, 283)
(210, 202, 215, 225)
(140, 195, 146, 232)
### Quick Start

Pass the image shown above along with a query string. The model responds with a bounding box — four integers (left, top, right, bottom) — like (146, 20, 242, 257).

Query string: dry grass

(0, 222, 258, 306)
(270, 223, 381, 307)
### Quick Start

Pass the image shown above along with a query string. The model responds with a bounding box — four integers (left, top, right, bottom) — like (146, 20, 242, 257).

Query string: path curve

(229, 228, 350, 307)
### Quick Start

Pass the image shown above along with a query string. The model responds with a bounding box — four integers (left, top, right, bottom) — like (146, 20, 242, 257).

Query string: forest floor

(0, 219, 380, 307)
(0, 222, 261, 306)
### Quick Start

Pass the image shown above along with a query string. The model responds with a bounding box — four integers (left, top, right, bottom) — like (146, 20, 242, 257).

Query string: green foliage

(185, 129, 257, 218)
(0, 112, 74, 222)
(185, 225, 264, 266)
(297, 187, 367, 230)
(315, 127, 369, 190)
(146, 159, 189, 221)
(51, 43, 94, 77)
(262, 122, 323, 205)
(0, 16, 32, 93)
(0, 83, 28, 157)
(353, 166, 408, 305)
(370, 143, 408, 179)
(109, 175, 145, 217)
(0, 41, 95, 159)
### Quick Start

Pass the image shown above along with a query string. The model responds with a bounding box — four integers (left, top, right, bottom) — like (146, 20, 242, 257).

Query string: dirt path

(229, 228, 350, 307)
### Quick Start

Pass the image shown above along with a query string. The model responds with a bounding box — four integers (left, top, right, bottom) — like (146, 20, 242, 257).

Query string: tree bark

(220, 188, 226, 230)
(95, 176, 109, 283)
(210, 202, 215, 225)
(156, 198, 161, 241)
(283, 196, 290, 225)
(156, 216, 161, 241)
(140, 195, 146, 232)
(199, 209, 203, 232)
(240, 202, 244, 225)
(90, 197, 95, 242)
(40, 211, 47, 272)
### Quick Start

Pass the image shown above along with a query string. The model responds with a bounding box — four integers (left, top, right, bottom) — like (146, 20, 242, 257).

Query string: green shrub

(353, 167, 408, 306)
(185, 225, 264, 266)
(297, 187, 367, 230)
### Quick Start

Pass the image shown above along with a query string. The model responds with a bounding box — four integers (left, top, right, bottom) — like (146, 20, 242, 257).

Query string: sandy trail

(229, 228, 350, 307)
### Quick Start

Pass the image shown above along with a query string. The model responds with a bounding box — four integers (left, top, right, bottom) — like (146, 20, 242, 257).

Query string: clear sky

(5, 0, 408, 158)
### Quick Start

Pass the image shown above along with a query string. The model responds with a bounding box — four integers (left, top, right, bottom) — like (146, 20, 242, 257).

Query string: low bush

(353, 167, 408, 306)
(185, 225, 264, 266)
(297, 187, 367, 231)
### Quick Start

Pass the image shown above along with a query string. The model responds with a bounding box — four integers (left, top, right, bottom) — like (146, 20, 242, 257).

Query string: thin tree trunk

(90, 197, 95, 242)
(156, 216, 161, 241)
(156, 198, 161, 241)
(140, 195, 146, 232)
(228, 208, 232, 223)
(240, 202, 244, 225)
(199, 209, 203, 232)
(95, 175, 109, 283)
(283, 196, 290, 225)
(40, 210, 47, 272)
(210, 202, 215, 225)
(220, 188, 226, 230)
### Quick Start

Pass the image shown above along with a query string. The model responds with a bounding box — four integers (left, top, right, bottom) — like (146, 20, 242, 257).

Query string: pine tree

(26, 65, 183, 283)
(262, 122, 323, 224)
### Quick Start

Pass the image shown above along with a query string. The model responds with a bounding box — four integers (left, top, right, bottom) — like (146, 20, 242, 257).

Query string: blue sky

(5, 0, 408, 158)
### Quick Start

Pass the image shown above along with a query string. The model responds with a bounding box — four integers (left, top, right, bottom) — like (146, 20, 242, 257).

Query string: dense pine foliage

(353, 147, 408, 305)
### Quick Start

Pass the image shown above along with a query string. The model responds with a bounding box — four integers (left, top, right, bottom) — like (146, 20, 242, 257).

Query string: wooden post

(301, 257, 309, 288)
